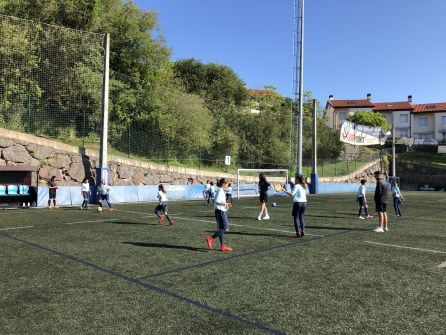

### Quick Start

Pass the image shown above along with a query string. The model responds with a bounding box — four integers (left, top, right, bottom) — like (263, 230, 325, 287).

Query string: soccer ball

(97, 207, 103, 212)
(272, 202, 277, 207)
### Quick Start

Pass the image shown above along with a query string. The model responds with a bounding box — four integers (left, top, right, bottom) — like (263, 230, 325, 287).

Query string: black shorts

(49, 189, 57, 199)
(259, 192, 268, 203)
(375, 203, 387, 212)
(358, 197, 366, 207)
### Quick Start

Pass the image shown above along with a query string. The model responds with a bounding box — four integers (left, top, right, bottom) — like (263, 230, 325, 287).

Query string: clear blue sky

(134, 0, 446, 105)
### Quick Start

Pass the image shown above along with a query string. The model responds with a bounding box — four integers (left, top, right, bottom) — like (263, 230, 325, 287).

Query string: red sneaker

(206, 236, 214, 250)
(168, 220, 174, 225)
(221, 245, 233, 252)
(108, 208, 114, 212)
(158, 217, 165, 224)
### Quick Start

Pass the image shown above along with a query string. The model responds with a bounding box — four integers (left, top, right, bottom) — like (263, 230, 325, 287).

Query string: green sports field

(1, 192, 445, 335)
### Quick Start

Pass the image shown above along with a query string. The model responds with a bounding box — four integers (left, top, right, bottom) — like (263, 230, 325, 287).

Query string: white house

(325, 94, 446, 143)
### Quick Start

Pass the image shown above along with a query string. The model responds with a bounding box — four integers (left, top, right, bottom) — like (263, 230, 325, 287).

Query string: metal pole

(294, 0, 304, 175)
(98, 33, 110, 184)
(99, 33, 110, 169)
(128, 122, 131, 158)
(310, 99, 318, 194)
(311, 99, 317, 174)
(392, 126, 396, 177)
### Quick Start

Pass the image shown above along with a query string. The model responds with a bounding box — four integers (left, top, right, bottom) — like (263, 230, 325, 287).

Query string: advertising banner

(340, 121, 389, 146)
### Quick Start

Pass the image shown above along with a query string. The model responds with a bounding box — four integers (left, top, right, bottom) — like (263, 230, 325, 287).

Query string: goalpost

(236, 169, 289, 200)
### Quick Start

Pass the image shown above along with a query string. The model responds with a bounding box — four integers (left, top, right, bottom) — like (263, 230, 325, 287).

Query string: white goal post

(236, 169, 289, 199)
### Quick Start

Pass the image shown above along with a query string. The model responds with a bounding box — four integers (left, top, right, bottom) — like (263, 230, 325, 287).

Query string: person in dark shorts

(96, 181, 113, 211)
(154, 183, 174, 225)
(48, 176, 59, 209)
(225, 182, 233, 205)
(257, 173, 271, 220)
(373, 171, 388, 232)
(80, 177, 91, 209)
(357, 179, 373, 220)
(206, 178, 233, 252)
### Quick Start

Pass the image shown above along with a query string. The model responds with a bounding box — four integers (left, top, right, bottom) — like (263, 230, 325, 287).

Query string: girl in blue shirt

(391, 181, 405, 217)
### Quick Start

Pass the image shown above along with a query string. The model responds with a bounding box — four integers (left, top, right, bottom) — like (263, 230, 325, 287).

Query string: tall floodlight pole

(293, 0, 304, 175)
(392, 125, 396, 177)
(98, 33, 110, 185)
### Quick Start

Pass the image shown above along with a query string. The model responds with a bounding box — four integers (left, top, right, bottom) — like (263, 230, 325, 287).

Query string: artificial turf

(0, 192, 445, 334)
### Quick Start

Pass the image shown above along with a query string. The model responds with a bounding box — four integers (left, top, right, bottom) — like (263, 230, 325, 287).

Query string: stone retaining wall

(0, 128, 399, 188)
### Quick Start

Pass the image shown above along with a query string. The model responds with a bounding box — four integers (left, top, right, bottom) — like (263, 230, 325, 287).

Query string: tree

(347, 110, 391, 131)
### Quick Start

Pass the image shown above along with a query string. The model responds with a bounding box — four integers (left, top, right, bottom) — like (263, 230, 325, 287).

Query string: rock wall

(319, 159, 383, 184)
(0, 129, 249, 186)
(0, 128, 398, 188)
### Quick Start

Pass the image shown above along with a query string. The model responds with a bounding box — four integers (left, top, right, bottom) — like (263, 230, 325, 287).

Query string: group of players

(48, 171, 405, 251)
(47, 172, 310, 252)
(47, 176, 113, 211)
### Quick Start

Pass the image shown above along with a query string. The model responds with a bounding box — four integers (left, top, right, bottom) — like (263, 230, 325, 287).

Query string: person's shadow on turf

(121, 242, 208, 252)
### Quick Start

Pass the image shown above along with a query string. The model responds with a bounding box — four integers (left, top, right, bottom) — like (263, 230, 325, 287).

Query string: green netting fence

(1, 14, 380, 175)
(0, 14, 104, 146)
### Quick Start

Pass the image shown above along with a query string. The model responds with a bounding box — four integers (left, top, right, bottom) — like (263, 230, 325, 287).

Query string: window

(399, 114, 408, 123)
(418, 118, 428, 127)
(441, 116, 446, 125)
(338, 111, 347, 123)
(398, 129, 409, 137)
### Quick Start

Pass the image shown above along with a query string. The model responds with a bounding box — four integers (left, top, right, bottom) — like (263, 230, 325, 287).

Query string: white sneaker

(257, 215, 262, 221)
(358, 216, 365, 220)
(263, 215, 270, 220)
(367, 215, 373, 219)
(373, 227, 384, 233)
(384, 227, 388, 232)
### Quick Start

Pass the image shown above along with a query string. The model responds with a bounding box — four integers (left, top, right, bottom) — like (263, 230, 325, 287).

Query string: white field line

(365, 241, 446, 255)
(230, 223, 323, 237)
(63, 219, 121, 225)
(173, 215, 322, 236)
(142, 213, 183, 218)
(0, 225, 35, 231)
(438, 261, 446, 268)
(0, 211, 29, 215)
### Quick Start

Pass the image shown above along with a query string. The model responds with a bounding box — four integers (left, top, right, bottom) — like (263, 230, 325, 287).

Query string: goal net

(236, 169, 289, 199)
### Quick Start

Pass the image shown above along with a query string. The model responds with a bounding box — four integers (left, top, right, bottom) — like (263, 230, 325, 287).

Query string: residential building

(325, 94, 446, 142)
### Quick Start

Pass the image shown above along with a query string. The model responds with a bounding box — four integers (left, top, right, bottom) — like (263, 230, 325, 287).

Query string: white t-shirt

(81, 182, 90, 192)
(214, 187, 227, 212)
(357, 184, 366, 197)
(98, 185, 110, 195)
(292, 184, 307, 203)
(157, 190, 168, 202)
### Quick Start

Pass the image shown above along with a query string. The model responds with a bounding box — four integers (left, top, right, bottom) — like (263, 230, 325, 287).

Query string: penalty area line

(0, 226, 35, 231)
(365, 241, 446, 254)
(63, 219, 121, 225)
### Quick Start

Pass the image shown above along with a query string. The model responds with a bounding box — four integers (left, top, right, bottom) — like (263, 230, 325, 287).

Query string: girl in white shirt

(205, 178, 233, 252)
(284, 174, 307, 237)
(80, 178, 90, 209)
(357, 179, 372, 219)
(154, 184, 174, 225)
